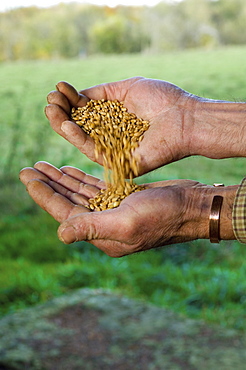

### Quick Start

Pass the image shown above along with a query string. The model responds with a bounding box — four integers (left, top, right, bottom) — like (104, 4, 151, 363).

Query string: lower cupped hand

(20, 161, 209, 257)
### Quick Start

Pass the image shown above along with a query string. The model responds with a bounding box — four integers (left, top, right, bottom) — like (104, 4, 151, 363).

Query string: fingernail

(61, 121, 69, 134)
(60, 226, 77, 244)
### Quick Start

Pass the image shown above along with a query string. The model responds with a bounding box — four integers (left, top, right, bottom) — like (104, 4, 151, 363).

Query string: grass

(1, 240, 245, 329)
(1, 46, 246, 330)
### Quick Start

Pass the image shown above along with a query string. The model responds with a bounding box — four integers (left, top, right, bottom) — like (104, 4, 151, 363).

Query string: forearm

(189, 99, 246, 159)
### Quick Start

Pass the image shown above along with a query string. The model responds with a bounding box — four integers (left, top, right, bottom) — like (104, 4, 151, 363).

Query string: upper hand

(45, 77, 197, 176)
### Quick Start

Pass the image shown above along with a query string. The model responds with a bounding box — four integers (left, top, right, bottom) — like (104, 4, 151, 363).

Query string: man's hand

(46, 77, 246, 174)
(19, 161, 105, 222)
(45, 77, 197, 176)
(20, 161, 237, 257)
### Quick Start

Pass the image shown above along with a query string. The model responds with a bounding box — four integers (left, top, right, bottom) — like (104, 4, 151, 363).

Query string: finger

(60, 120, 102, 163)
(49, 181, 89, 206)
(20, 166, 90, 206)
(56, 81, 89, 107)
(79, 77, 143, 102)
(19, 167, 49, 186)
(21, 163, 67, 190)
(34, 161, 62, 179)
(58, 207, 129, 244)
(45, 104, 101, 162)
(34, 161, 100, 198)
(26, 179, 89, 223)
(47, 90, 71, 114)
(58, 208, 139, 257)
(60, 166, 106, 190)
(45, 103, 70, 138)
(70, 193, 90, 206)
(79, 84, 108, 101)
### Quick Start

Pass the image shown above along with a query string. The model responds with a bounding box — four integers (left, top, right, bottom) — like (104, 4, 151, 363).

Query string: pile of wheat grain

(71, 99, 149, 211)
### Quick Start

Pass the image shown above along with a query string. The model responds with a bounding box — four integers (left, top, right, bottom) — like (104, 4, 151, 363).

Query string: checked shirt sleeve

(232, 177, 246, 243)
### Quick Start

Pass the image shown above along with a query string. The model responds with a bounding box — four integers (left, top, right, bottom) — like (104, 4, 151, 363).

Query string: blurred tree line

(0, 0, 246, 61)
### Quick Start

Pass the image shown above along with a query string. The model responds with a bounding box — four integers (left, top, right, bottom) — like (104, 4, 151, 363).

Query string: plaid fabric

(232, 177, 246, 243)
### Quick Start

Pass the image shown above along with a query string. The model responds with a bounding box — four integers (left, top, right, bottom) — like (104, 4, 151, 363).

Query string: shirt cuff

(232, 177, 246, 243)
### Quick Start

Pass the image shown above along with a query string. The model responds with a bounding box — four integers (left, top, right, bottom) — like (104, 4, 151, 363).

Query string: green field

(1, 46, 246, 330)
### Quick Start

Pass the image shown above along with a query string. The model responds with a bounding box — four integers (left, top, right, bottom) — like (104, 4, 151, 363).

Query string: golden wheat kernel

(71, 99, 149, 210)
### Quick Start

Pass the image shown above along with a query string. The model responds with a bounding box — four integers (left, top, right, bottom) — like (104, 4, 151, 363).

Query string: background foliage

(1, 0, 246, 333)
(1, 0, 246, 60)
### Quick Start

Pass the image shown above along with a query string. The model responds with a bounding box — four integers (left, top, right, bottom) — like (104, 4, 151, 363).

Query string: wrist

(182, 185, 238, 242)
(189, 99, 246, 159)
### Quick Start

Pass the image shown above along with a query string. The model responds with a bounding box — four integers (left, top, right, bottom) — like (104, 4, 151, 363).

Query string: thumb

(57, 208, 129, 244)
(79, 84, 108, 101)
(80, 77, 142, 101)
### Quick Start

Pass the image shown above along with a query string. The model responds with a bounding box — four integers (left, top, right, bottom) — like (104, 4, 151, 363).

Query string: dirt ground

(0, 289, 245, 370)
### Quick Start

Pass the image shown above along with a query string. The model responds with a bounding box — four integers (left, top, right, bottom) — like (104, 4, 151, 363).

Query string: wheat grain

(71, 99, 149, 211)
